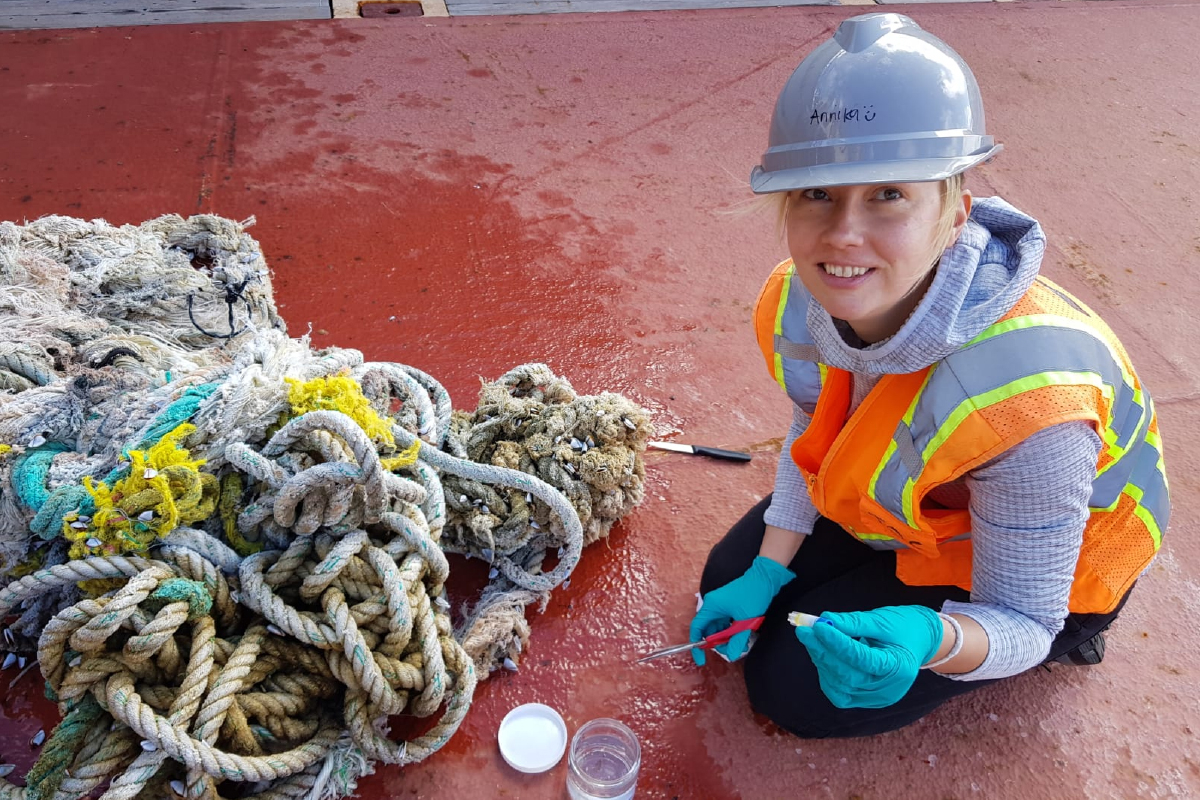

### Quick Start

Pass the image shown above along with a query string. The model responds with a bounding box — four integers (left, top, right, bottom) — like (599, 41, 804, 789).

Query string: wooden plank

(333, 0, 450, 17)
(0, 0, 327, 14)
(0, 7, 330, 29)
(448, 0, 834, 12)
(0, 0, 330, 29)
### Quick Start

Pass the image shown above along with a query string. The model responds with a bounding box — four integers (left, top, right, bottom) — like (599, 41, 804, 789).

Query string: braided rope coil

(0, 214, 649, 800)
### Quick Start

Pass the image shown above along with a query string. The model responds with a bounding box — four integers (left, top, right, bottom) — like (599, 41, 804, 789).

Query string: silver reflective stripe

(912, 325, 1127, 459)
(781, 359, 821, 414)
(775, 281, 823, 413)
(944, 326, 1124, 402)
(1091, 454, 1130, 510)
(907, 363, 962, 454)
(1092, 430, 1168, 531)
(1108, 380, 1142, 451)
(893, 422, 924, 478)
(1126, 434, 1169, 534)
(774, 336, 820, 362)
(1091, 391, 1150, 510)
(873, 457, 910, 520)
(872, 320, 1137, 526)
(855, 531, 972, 550)
(856, 537, 908, 550)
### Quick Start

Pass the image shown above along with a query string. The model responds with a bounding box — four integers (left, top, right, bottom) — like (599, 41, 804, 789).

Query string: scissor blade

(634, 641, 697, 663)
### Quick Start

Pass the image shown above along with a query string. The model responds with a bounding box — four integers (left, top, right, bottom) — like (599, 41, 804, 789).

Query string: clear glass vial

(566, 718, 640, 800)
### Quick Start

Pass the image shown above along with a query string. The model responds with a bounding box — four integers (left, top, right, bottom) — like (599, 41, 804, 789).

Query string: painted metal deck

(2, 2, 1200, 797)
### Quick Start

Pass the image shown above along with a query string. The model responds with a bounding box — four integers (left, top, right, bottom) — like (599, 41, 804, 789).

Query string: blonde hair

(929, 173, 967, 258)
(770, 173, 967, 259)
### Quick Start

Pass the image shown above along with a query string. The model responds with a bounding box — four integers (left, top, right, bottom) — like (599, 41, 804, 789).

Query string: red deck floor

(3, 1, 1200, 796)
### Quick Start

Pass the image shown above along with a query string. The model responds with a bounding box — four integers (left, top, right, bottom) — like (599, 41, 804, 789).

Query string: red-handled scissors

(635, 616, 765, 664)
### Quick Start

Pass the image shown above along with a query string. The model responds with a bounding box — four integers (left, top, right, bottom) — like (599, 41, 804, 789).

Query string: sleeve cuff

(763, 501, 817, 535)
(938, 600, 1054, 681)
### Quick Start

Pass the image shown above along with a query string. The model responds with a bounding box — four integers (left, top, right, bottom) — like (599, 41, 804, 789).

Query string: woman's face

(785, 181, 970, 344)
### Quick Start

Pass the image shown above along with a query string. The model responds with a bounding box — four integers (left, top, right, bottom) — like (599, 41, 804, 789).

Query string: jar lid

(497, 703, 568, 774)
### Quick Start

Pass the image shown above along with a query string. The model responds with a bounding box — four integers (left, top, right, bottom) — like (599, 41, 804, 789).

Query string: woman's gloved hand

(794, 605, 944, 709)
(689, 556, 796, 666)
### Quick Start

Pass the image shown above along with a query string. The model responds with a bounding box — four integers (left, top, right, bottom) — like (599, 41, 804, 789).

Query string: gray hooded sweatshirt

(763, 197, 1103, 680)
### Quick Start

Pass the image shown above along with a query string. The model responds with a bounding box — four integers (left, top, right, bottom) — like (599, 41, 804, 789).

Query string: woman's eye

(801, 189, 830, 201)
(876, 187, 903, 201)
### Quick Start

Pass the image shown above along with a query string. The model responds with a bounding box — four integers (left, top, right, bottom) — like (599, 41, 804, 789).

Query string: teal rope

(101, 463, 130, 485)
(148, 577, 213, 619)
(15, 385, 217, 537)
(30, 485, 94, 540)
(25, 695, 105, 800)
(132, 383, 219, 452)
(18, 446, 133, 541)
(11, 444, 70, 512)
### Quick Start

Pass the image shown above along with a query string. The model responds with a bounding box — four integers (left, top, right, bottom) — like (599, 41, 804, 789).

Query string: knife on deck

(647, 441, 752, 462)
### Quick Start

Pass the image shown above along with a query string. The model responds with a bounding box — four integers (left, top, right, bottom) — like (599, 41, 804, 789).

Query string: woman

(689, 13, 1168, 738)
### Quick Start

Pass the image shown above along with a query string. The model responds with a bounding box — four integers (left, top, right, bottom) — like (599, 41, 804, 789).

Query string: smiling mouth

(820, 263, 873, 278)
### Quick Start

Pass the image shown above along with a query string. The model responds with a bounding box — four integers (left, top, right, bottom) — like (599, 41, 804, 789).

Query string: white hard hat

(750, 13, 1001, 193)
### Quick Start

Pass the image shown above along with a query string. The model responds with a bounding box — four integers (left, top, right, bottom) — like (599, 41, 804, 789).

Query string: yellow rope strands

(65, 424, 218, 560)
(284, 375, 396, 449)
(0, 214, 650, 799)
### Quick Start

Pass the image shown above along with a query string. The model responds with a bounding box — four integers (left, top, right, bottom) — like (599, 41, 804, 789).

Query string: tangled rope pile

(440, 364, 647, 677)
(0, 214, 650, 799)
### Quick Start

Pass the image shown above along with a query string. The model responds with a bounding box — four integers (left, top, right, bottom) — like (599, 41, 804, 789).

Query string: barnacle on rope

(0, 214, 649, 799)
(442, 364, 650, 556)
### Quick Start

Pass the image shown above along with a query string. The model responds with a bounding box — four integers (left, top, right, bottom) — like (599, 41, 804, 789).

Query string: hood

(805, 196, 1046, 375)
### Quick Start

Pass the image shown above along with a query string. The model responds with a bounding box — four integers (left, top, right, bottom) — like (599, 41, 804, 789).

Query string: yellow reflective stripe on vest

(858, 290, 1167, 558)
(924, 371, 1116, 464)
(1146, 427, 1167, 489)
(897, 370, 1117, 528)
(1095, 379, 1147, 483)
(1126, 487, 1163, 549)
(965, 314, 1149, 464)
(772, 265, 794, 392)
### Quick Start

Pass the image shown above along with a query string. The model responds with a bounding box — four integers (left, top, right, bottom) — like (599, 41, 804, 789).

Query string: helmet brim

(749, 145, 1002, 194)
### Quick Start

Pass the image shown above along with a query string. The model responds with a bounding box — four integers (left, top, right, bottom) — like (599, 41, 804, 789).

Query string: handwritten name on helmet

(810, 106, 876, 125)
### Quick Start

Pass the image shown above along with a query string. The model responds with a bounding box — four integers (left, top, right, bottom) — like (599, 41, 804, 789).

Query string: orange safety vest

(753, 260, 1168, 614)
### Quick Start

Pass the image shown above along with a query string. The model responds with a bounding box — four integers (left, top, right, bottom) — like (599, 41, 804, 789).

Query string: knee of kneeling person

(746, 680, 903, 739)
(698, 560, 750, 597)
(744, 671, 850, 739)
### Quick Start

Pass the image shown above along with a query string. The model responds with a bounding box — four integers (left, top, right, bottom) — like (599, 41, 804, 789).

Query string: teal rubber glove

(794, 605, 944, 709)
(689, 556, 796, 666)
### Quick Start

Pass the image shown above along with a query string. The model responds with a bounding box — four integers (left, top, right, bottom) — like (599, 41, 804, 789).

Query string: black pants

(699, 495, 1129, 739)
